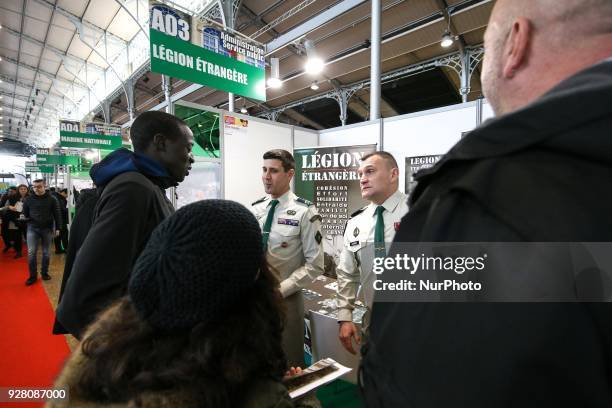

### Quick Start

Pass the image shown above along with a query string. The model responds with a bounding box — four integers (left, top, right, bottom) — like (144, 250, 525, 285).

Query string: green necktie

(374, 205, 386, 259)
(262, 199, 279, 251)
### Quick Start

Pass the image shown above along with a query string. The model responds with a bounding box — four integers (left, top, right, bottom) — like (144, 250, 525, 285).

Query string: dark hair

(17, 184, 29, 198)
(263, 149, 295, 172)
(130, 111, 189, 152)
(8, 186, 17, 191)
(361, 151, 399, 170)
(75, 261, 286, 406)
(33, 179, 45, 184)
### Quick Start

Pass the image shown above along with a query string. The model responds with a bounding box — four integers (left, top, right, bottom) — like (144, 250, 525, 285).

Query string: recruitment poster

(294, 144, 376, 277)
(405, 154, 442, 196)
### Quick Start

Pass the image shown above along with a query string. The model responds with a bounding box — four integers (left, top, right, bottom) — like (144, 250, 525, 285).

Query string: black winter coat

(22, 192, 61, 229)
(56, 171, 174, 339)
(52, 189, 99, 335)
(361, 59, 612, 407)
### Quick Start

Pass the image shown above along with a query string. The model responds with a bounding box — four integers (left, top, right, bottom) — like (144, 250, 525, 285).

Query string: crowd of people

(1, 182, 70, 283)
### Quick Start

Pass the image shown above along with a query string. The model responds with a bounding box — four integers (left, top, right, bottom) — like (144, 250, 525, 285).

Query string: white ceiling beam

(2, 25, 106, 71)
(265, 0, 367, 55)
(32, 0, 127, 46)
(0, 54, 90, 91)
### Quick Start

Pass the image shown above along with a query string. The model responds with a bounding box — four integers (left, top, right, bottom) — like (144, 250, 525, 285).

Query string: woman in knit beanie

(47, 200, 294, 407)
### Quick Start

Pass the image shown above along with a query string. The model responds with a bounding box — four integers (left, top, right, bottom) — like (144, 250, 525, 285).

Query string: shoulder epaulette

(251, 196, 268, 206)
(350, 206, 367, 218)
(296, 197, 313, 206)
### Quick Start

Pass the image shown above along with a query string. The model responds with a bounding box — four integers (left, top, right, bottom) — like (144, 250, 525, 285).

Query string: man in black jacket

(53, 188, 69, 254)
(56, 111, 194, 339)
(22, 179, 61, 285)
(361, 0, 612, 407)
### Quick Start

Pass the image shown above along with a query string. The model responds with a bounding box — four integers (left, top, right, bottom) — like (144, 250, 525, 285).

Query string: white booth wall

(294, 128, 319, 148)
(319, 120, 380, 147)
(223, 113, 293, 208)
(482, 99, 495, 122)
(384, 102, 479, 193)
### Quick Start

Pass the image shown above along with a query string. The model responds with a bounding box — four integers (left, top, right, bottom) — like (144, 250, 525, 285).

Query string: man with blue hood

(56, 110, 194, 339)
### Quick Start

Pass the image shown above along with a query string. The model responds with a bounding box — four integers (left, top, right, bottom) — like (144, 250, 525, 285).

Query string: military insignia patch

(310, 214, 322, 223)
(315, 231, 322, 244)
(287, 210, 296, 215)
(353, 227, 359, 237)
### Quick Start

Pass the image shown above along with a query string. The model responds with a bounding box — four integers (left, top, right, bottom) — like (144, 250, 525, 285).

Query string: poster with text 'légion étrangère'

(294, 145, 376, 278)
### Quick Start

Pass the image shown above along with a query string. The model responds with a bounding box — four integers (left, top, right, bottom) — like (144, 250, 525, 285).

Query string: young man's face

(32, 182, 45, 196)
(262, 159, 294, 198)
(358, 155, 398, 205)
(158, 124, 195, 183)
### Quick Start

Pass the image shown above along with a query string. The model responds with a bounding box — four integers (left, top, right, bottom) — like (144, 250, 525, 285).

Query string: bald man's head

(481, 0, 612, 115)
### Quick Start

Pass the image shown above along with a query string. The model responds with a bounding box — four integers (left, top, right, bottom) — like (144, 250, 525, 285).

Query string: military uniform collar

(367, 189, 404, 216)
(269, 189, 294, 207)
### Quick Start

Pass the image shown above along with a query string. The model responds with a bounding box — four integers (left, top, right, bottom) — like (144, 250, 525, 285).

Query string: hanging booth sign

(197, 26, 265, 69)
(59, 120, 122, 150)
(36, 154, 81, 166)
(25, 161, 55, 173)
(149, 1, 266, 101)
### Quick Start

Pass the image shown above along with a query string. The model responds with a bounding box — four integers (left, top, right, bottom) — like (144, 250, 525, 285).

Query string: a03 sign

(150, 3, 190, 42)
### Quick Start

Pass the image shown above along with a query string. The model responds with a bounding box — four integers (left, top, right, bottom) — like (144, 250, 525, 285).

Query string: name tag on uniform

(350, 241, 360, 247)
(278, 218, 299, 226)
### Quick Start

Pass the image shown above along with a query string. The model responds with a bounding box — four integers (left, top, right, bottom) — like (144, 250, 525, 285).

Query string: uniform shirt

(251, 190, 324, 297)
(336, 189, 409, 322)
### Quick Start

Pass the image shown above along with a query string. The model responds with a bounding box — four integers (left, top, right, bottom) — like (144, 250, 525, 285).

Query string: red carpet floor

(0, 248, 71, 407)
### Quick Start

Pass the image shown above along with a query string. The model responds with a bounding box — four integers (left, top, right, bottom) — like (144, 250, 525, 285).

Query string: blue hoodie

(90, 148, 174, 189)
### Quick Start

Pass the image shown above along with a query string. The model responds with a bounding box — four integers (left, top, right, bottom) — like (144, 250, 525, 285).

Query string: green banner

(26, 165, 55, 174)
(60, 131, 122, 150)
(150, 29, 266, 101)
(36, 154, 81, 166)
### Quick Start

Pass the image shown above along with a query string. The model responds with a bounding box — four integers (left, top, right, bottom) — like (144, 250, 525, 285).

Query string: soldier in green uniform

(251, 149, 324, 368)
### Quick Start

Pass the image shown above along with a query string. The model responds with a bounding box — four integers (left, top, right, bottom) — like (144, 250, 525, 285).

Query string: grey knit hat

(128, 199, 263, 330)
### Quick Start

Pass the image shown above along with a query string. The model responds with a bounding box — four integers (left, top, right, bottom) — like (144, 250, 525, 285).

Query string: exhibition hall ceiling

(0, 0, 494, 150)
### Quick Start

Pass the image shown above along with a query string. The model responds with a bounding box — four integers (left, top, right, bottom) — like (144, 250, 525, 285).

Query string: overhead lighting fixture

(304, 39, 324, 75)
(441, 31, 454, 48)
(310, 81, 320, 91)
(267, 57, 282, 88)
(440, 15, 454, 48)
(240, 105, 248, 114)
